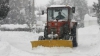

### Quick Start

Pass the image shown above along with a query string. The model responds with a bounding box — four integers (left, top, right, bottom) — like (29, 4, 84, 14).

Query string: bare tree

(0, 0, 10, 20)
(93, 0, 100, 25)
(59, 0, 88, 27)
(46, 0, 55, 7)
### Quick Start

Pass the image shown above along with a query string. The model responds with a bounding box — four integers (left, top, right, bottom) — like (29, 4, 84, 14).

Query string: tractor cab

(47, 5, 72, 22)
(45, 5, 76, 39)
(47, 5, 75, 21)
(48, 6, 68, 21)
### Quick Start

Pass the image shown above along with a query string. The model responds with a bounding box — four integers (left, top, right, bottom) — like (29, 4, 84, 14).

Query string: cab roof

(49, 5, 72, 8)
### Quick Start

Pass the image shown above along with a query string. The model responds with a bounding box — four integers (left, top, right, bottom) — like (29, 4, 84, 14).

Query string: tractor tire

(59, 27, 64, 39)
(38, 36, 44, 40)
(72, 23, 78, 47)
(44, 26, 48, 39)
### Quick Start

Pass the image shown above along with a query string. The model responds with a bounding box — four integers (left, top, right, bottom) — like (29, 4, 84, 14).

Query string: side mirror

(72, 7, 75, 13)
(42, 10, 44, 15)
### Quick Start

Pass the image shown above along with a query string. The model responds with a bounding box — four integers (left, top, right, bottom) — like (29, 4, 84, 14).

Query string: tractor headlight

(48, 34, 52, 38)
(48, 34, 58, 39)
(54, 34, 58, 38)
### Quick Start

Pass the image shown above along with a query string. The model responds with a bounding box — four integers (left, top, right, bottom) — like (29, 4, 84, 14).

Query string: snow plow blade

(31, 40, 73, 48)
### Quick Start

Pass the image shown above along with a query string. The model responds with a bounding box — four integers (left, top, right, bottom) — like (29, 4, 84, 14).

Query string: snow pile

(78, 25, 99, 34)
(84, 14, 97, 21)
(30, 46, 89, 56)
(32, 46, 73, 53)
(84, 14, 97, 27)
(0, 24, 28, 29)
(84, 14, 91, 21)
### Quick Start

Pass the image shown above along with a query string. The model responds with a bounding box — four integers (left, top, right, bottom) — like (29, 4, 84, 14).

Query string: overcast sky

(35, 0, 98, 6)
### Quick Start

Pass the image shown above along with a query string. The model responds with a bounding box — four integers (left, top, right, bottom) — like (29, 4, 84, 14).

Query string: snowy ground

(0, 24, 100, 56)
(0, 14, 100, 56)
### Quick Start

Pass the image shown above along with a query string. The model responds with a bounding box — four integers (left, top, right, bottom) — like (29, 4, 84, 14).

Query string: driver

(56, 12, 65, 19)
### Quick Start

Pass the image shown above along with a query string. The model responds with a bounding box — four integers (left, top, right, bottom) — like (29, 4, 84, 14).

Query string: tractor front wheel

(63, 34, 70, 40)
(44, 26, 48, 39)
(38, 36, 44, 40)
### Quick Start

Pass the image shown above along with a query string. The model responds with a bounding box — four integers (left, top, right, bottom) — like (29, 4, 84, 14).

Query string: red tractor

(31, 5, 78, 48)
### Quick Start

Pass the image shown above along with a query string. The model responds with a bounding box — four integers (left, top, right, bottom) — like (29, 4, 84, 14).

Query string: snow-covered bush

(0, 24, 31, 31)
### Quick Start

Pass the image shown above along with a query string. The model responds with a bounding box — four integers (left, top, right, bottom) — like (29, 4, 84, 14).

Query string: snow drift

(0, 41, 11, 56)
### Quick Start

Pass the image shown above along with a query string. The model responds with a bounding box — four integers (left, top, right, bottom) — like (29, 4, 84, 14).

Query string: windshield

(47, 8, 68, 21)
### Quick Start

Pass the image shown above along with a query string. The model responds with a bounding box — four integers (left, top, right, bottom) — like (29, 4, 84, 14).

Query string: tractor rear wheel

(72, 23, 78, 47)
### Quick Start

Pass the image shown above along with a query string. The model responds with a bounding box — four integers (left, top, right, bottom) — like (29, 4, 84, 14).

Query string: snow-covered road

(0, 25, 100, 56)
